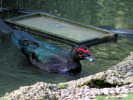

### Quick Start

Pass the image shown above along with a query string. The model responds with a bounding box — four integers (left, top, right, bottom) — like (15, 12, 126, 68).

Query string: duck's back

(11, 30, 70, 65)
(24, 45, 69, 72)
(24, 45, 68, 64)
(37, 40, 69, 57)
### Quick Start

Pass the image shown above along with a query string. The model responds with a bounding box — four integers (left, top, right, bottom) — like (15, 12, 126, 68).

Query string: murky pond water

(0, 0, 133, 97)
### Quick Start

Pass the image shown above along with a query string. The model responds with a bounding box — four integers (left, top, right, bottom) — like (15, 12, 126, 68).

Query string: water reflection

(2, 0, 132, 29)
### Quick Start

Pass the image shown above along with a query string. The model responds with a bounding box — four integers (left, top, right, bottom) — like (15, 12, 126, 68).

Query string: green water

(2, 0, 133, 29)
(0, 0, 133, 97)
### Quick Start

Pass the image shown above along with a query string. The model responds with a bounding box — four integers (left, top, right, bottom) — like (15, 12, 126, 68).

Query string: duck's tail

(12, 30, 38, 49)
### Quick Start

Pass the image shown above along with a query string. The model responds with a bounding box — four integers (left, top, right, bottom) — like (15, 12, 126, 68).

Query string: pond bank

(1, 52, 133, 100)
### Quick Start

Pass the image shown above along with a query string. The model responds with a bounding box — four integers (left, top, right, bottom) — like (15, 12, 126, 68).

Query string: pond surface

(0, 0, 133, 97)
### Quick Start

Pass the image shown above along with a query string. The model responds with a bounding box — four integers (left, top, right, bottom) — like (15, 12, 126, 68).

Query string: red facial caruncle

(77, 46, 91, 58)
(78, 54, 82, 58)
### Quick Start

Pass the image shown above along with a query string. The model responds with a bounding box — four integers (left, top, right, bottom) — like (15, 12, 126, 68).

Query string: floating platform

(5, 13, 117, 46)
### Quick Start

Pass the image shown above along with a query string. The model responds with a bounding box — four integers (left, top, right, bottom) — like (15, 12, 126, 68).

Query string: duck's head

(70, 45, 94, 62)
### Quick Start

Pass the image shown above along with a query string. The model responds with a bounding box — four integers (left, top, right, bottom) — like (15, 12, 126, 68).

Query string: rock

(110, 90, 117, 95)
(102, 88, 110, 95)
(125, 72, 133, 77)
(83, 96, 91, 100)
(76, 92, 83, 96)
(97, 89, 102, 96)
(121, 94, 128, 98)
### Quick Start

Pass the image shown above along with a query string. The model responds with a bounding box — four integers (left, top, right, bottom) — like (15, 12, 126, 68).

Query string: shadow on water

(0, 0, 133, 97)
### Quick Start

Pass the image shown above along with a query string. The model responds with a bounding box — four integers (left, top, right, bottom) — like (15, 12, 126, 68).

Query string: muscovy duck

(12, 30, 94, 73)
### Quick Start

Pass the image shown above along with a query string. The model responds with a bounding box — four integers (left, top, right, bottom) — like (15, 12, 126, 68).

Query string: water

(1, 34, 133, 97)
(0, 0, 133, 97)
(2, 0, 132, 29)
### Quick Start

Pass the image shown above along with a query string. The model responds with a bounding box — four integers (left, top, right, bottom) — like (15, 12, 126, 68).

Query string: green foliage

(57, 83, 67, 89)
(96, 93, 133, 100)
(96, 96, 122, 100)
(123, 93, 133, 100)
(0, 97, 7, 100)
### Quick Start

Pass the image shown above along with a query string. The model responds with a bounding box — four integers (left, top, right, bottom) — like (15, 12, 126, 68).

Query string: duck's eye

(78, 50, 83, 53)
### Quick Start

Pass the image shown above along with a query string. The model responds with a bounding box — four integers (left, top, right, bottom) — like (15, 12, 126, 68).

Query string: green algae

(57, 83, 67, 89)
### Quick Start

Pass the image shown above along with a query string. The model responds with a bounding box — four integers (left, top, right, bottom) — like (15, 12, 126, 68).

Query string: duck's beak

(84, 56, 94, 62)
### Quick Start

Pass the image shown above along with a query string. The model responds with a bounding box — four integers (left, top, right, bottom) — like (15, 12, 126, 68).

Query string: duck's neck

(67, 56, 81, 73)
(68, 56, 78, 62)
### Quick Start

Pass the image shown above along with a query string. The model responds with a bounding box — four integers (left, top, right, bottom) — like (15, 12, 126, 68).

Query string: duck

(12, 30, 94, 73)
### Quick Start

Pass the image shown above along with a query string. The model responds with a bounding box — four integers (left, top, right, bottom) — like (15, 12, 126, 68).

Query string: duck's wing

(29, 54, 67, 72)
(22, 46, 67, 64)
(37, 40, 69, 57)
(27, 48, 68, 72)
(12, 30, 69, 57)
(35, 48, 68, 64)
